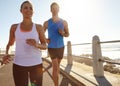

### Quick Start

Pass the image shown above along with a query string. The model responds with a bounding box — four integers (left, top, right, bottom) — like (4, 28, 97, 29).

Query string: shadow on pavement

(60, 64, 85, 86)
(95, 76, 112, 86)
(60, 64, 77, 86)
(60, 75, 77, 86)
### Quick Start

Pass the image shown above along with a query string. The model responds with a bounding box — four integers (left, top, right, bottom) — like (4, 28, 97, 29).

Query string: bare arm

(43, 21, 50, 43)
(63, 20, 69, 37)
(36, 24, 47, 50)
(2, 24, 16, 64)
(26, 24, 47, 50)
(59, 20, 70, 37)
(43, 21, 48, 32)
(6, 24, 16, 54)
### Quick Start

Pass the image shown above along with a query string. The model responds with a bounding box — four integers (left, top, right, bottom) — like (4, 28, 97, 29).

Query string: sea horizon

(64, 42, 120, 60)
(0, 42, 120, 60)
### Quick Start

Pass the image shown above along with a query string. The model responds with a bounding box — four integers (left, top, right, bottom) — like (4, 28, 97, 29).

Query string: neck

(52, 15, 59, 21)
(22, 19, 32, 25)
(52, 13, 59, 18)
(22, 16, 32, 24)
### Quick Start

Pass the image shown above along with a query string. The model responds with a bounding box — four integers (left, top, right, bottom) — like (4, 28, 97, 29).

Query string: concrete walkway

(41, 57, 120, 86)
(0, 57, 120, 86)
(0, 58, 77, 86)
(0, 63, 55, 86)
(59, 58, 120, 86)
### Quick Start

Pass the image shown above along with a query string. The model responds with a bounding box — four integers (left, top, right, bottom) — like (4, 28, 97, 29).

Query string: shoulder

(36, 24, 42, 28)
(35, 24, 42, 31)
(43, 18, 52, 26)
(43, 20, 48, 27)
(11, 24, 18, 29)
(43, 20, 50, 30)
(10, 24, 18, 32)
(35, 24, 44, 35)
(60, 19, 68, 26)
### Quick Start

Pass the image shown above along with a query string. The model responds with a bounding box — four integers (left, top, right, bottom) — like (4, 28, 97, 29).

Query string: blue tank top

(48, 18, 64, 48)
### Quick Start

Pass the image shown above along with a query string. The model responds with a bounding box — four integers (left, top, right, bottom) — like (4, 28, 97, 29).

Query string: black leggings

(13, 64, 43, 86)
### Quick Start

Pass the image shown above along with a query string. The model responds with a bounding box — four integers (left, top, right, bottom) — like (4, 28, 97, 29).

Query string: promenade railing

(92, 35, 120, 77)
(66, 35, 120, 77)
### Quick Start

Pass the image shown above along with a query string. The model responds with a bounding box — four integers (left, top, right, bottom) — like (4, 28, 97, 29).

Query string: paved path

(60, 58, 120, 86)
(0, 59, 77, 86)
(1, 57, 120, 86)
(43, 57, 120, 86)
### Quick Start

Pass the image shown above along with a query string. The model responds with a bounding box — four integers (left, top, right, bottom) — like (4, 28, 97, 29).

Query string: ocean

(0, 42, 120, 60)
(64, 42, 120, 60)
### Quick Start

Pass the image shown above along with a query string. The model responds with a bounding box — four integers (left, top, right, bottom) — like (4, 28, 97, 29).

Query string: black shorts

(48, 47, 64, 59)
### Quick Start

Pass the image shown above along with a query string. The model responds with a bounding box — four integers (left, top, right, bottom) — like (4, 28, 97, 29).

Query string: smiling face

(20, 1, 33, 19)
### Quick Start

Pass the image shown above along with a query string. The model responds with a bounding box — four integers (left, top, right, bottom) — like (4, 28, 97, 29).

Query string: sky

(0, 0, 120, 49)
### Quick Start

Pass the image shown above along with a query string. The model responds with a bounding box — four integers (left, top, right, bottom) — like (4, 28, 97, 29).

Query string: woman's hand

(26, 39, 47, 49)
(46, 38, 50, 44)
(2, 55, 12, 65)
(26, 39, 37, 47)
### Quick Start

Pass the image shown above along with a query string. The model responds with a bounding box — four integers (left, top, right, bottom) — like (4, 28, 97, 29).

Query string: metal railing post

(92, 35, 104, 77)
(67, 41, 73, 65)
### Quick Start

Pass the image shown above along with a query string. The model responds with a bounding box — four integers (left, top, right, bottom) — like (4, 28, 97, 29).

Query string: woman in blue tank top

(43, 2, 69, 86)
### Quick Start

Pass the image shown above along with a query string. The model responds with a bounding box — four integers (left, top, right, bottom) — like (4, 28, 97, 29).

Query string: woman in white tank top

(3, 1, 47, 86)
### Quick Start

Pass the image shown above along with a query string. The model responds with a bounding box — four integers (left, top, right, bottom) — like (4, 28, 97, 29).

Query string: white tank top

(14, 23, 42, 66)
